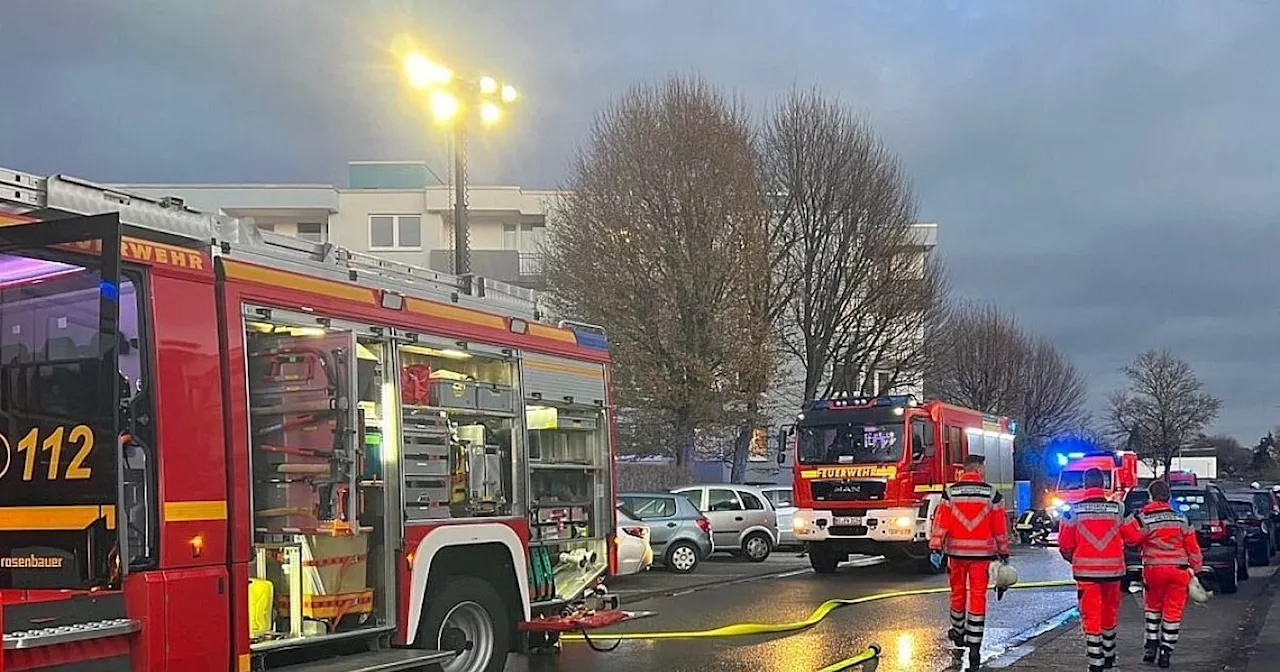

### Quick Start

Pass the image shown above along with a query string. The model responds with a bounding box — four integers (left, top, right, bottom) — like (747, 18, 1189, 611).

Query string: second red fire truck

(788, 395, 1016, 573)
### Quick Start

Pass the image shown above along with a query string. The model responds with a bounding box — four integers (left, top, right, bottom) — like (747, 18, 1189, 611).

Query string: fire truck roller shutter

(521, 353, 606, 405)
(965, 428, 1017, 509)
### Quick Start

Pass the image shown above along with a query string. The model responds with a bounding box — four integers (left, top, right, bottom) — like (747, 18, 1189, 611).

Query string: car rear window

(1229, 501, 1255, 518)
(1124, 490, 1150, 516)
(620, 496, 677, 519)
(1171, 491, 1212, 522)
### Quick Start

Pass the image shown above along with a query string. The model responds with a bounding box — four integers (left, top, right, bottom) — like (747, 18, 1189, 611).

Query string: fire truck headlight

(792, 515, 808, 531)
(1051, 496, 1064, 508)
(892, 515, 914, 529)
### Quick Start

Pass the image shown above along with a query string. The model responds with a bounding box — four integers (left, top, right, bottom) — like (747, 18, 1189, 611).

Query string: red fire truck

(0, 167, 639, 672)
(788, 395, 1016, 573)
(1045, 449, 1139, 522)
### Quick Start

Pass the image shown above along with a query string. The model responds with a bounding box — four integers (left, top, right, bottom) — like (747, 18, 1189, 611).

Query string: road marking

(984, 606, 1080, 668)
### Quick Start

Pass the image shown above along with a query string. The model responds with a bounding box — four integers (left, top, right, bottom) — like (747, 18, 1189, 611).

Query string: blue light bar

(567, 325, 608, 351)
(1056, 454, 1069, 467)
(1066, 452, 1085, 459)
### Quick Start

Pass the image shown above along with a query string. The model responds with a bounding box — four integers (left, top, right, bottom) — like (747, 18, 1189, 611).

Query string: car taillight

(1209, 523, 1230, 542)
(696, 517, 711, 534)
(623, 526, 646, 538)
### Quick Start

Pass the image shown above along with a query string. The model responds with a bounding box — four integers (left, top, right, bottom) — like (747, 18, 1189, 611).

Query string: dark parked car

(1227, 496, 1273, 566)
(1229, 489, 1280, 553)
(1123, 484, 1248, 594)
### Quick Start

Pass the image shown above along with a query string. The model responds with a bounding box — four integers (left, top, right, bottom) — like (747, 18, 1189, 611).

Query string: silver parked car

(671, 484, 779, 562)
(759, 485, 798, 548)
(617, 491, 713, 574)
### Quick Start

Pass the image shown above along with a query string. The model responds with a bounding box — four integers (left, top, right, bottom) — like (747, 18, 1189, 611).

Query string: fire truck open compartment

(244, 311, 394, 648)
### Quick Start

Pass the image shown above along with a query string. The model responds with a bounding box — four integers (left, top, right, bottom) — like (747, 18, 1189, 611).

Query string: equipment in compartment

(431, 380, 474, 409)
(253, 527, 375, 640)
(400, 363, 432, 406)
(249, 333, 353, 533)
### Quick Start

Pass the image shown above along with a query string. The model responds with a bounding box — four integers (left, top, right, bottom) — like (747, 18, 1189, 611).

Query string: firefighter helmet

(1188, 574, 1212, 604)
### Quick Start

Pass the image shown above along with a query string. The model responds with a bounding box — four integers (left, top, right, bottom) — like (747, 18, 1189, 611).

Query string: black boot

(949, 627, 964, 647)
(1157, 646, 1172, 668)
(1142, 641, 1158, 664)
(968, 645, 981, 669)
(1103, 655, 1116, 669)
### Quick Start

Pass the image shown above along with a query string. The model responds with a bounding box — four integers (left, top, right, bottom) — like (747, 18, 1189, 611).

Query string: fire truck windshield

(1057, 469, 1113, 491)
(796, 422, 905, 465)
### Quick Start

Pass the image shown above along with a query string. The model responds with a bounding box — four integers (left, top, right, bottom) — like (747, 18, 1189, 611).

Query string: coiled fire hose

(562, 579, 1077, 668)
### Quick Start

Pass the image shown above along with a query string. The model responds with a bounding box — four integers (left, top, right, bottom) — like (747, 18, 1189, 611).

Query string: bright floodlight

(429, 90, 460, 122)
(479, 76, 498, 95)
(405, 52, 453, 89)
(501, 84, 518, 103)
(480, 102, 502, 125)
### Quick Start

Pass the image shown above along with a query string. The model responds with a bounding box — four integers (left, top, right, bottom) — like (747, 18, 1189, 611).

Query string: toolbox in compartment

(402, 425, 451, 459)
(430, 380, 475, 409)
(474, 383, 514, 412)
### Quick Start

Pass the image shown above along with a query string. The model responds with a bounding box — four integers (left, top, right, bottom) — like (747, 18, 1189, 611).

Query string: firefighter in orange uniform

(1121, 479, 1203, 668)
(929, 454, 1010, 669)
(1057, 467, 1126, 672)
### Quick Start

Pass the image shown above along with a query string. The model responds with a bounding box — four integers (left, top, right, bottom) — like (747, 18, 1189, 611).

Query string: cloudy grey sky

(2, 1, 1277, 441)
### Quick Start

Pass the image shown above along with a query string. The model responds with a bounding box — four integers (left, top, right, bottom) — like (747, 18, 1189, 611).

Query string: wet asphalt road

(504, 547, 1077, 672)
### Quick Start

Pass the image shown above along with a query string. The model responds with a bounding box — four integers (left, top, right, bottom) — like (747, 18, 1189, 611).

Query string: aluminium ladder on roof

(0, 165, 550, 322)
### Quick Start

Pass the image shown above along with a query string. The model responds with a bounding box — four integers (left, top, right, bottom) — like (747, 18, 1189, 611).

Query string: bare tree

(928, 301, 1089, 486)
(926, 301, 1027, 414)
(1105, 349, 1222, 477)
(762, 89, 939, 403)
(543, 75, 774, 470)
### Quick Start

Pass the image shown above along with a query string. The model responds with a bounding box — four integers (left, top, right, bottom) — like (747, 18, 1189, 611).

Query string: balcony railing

(519, 252, 543, 276)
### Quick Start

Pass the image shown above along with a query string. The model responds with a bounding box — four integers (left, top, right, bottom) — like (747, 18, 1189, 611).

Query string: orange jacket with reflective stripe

(929, 472, 1010, 559)
(1057, 490, 1126, 580)
(1121, 501, 1204, 572)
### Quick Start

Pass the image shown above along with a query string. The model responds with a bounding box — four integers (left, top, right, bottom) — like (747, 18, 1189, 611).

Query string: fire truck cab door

(0, 213, 125, 590)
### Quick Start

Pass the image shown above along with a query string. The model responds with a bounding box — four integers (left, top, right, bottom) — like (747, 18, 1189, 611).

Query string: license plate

(833, 516, 863, 526)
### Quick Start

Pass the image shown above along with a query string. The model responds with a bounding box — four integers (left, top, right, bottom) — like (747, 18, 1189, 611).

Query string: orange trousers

(1077, 580, 1121, 668)
(947, 558, 990, 648)
(1143, 565, 1191, 650)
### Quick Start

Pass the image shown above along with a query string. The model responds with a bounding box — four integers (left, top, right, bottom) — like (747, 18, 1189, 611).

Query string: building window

(370, 215, 422, 250)
(297, 222, 326, 243)
(874, 370, 893, 396)
(502, 222, 546, 252)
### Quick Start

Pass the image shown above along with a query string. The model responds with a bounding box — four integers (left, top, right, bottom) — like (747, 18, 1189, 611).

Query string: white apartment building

(119, 161, 562, 290)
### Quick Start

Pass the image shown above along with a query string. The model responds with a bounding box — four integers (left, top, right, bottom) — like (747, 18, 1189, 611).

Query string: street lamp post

(403, 52, 518, 288)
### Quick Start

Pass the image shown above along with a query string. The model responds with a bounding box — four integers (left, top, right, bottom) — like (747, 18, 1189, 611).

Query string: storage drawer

(404, 483, 451, 506)
(431, 381, 475, 409)
(403, 457, 449, 478)
(403, 430, 451, 458)
(405, 504, 451, 521)
(474, 383, 514, 412)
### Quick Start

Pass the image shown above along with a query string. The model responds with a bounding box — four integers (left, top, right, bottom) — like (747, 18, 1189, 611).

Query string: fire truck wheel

(419, 576, 512, 672)
(742, 532, 773, 562)
(808, 545, 841, 574)
(665, 541, 702, 574)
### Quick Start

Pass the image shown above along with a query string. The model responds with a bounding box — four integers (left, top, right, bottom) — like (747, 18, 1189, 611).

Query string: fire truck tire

(742, 532, 772, 562)
(418, 577, 512, 672)
(808, 545, 841, 574)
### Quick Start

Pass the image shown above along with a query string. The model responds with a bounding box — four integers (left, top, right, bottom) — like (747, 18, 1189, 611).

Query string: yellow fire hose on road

(562, 579, 1078, 670)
